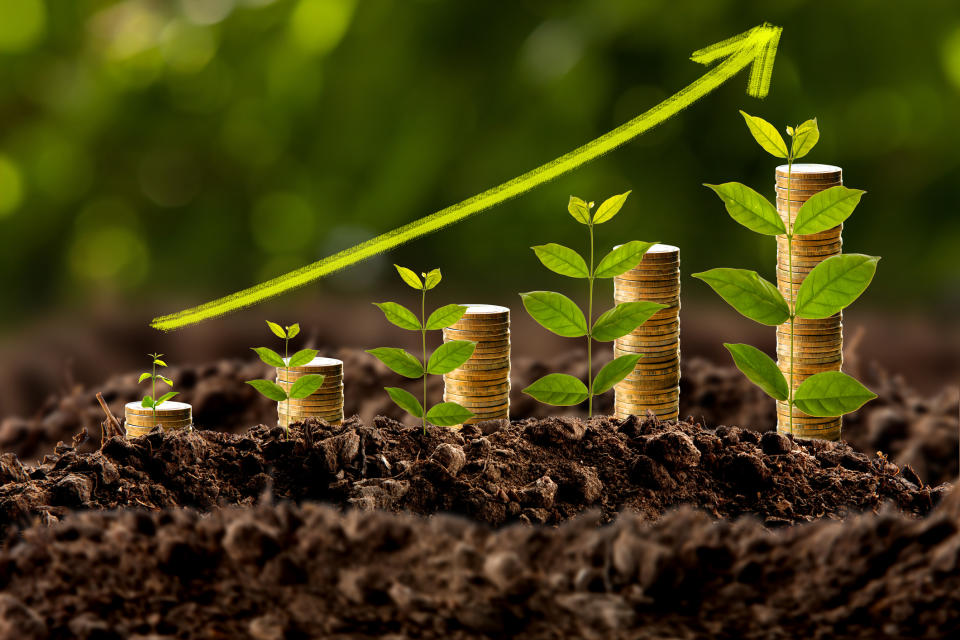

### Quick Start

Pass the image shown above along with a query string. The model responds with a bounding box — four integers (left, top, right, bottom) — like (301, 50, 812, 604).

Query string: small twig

(95, 392, 123, 445)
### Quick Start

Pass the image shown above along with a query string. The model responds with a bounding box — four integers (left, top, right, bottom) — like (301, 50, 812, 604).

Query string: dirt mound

(1, 494, 959, 639)
(0, 415, 941, 535)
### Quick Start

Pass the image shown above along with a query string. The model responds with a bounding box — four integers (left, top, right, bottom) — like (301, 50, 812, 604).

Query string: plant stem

(587, 222, 595, 418)
(284, 334, 290, 435)
(786, 152, 795, 436)
(151, 360, 157, 425)
(421, 287, 428, 434)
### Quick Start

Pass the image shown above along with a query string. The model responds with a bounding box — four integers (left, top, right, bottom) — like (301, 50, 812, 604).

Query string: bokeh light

(0, 156, 25, 218)
(0, 0, 46, 52)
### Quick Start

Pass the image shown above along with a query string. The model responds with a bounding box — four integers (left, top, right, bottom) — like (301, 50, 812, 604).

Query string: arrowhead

(690, 23, 782, 99)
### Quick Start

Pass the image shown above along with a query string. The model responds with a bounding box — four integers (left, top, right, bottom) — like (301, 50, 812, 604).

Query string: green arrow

(153, 23, 782, 330)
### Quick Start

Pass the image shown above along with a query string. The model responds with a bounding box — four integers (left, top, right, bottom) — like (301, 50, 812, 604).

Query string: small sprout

(367, 265, 475, 433)
(138, 352, 178, 424)
(246, 320, 325, 435)
(522, 192, 665, 417)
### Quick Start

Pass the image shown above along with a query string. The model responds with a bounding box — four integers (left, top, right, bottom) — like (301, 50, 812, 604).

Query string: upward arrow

(153, 23, 782, 330)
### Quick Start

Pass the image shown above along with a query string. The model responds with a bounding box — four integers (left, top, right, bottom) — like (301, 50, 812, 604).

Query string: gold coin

(285, 396, 345, 409)
(457, 359, 511, 371)
(617, 373, 681, 388)
(455, 304, 510, 321)
(623, 363, 681, 376)
(468, 350, 512, 363)
(443, 328, 510, 341)
(450, 317, 511, 330)
(614, 339, 679, 352)
(615, 269, 681, 282)
(279, 356, 343, 372)
(125, 401, 191, 415)
(443, 378, 510, 394)
(614, 294, 680, 306)
(126, 417, 193, 428)
(444, 369, 510, 383)
(443, 395, 509, 411)
(616, 384, 679, 400)
(465, 402, 512, 415)
(775, 163, 842, 178)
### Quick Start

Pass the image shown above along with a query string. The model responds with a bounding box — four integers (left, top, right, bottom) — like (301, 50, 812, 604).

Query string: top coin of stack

(612, 244, 681, 421)
(774, 163, 844, 440)
(276, 357, 344, 427)
(125, 401, 193, 438)
(442, 304, 510, 425)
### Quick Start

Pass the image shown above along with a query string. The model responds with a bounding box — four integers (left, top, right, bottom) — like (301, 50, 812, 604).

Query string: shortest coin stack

(613, 243, 681, 421)
(276, 357, 344, 427)
(125, 401, 193, 438)
(442, 304, 510, 425)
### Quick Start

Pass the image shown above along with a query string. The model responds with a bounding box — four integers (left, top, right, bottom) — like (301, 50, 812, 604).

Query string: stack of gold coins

(124, 401, 192, 437)
(775, 163, 844, 440)
(442, 304, 510, 425)
(276, 357, 344, 427)
(612, 244, 681, 421)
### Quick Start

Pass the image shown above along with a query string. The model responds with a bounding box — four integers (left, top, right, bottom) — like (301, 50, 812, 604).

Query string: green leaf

(156, 391, 179, 405)
(153, 358, 167, 368)
(385, 387, 424, 418)
(426, 340, 476, 375)
(567, 196, 591, 224)
(425, 402, 473, 427)
(531, 243, 589, 278)
(157, 376, 173, 387)
(704, 182, 786, 236)
(592, 354, 642, 395)
(790, 118, 819, 159)
(252, 347, 286, 368)
(141, 396, 154, 409)
(723, 343, 788, 401)
(138, 372, 152, 383)
(423, 268, 442, 290)
(523, 373, 589, 406)
(795, 254, 880, 319)
(425, 304, 467, 330)
(792, 186, 866, 236)
(740, 110, 789, 158)
(246, 379, 288, 402)
(592, 301, 668, 342)
(286, 323, 300, 339)
(594, 240, 658, 278)
(288, 348, 319, 367)
(289, 374, 327, 399)
(794, 371, 877, 417)
(692, 268, 790, 326)
(592, 191, 631, 224)
(520, 291, 588, 338)
(266, 321, 286, 339)
(374, 302, 422, 330)
(366, 347, 424, 378)
(394, 264, 423, 290)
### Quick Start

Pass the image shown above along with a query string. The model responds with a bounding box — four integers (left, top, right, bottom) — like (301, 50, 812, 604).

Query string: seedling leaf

(592, 191, 631, 224)
(531, 243, 589, 278)
(385, 387, 424, 418)
(366, 347, 424, 378)
(138, 373, 152, 383)
(252, 346, 286, 368)
(287, 348, 319, 368)
(523, 373, 589, 406)
(157, 376, 173, 387)
(795, 254, 879, 319)
(739, 110, 788, 158)
(423, 268, 442, 290)
(793, 186, 866, 236)
(592, 301, 667, 342)
(374, 302, 422, 330)
(594, 241, 658, 278)
(426, 340, 476, 375)
(592, 354, 642, 395)
(153, 358, 167, 367)
(266, 321, 286, 339)
(723, 343, 789, 401)
(394, 264, 423, 290)
(794, 371, 877, 417)
(425, 402, 473, 427)
(704, 182, 786, 236)
(425, 304, 467, 330)
(289, 374, 327, 399)
(141, 396, 154, 409)
(156, 391, 178, 405)
(692, 268, 790, 326)
(286, 323, 300, 339)
(520, 291, 588, 337)
(567, 196, 591, 224)
(246, 379, 288, 402)
(791, 118, 819, 159)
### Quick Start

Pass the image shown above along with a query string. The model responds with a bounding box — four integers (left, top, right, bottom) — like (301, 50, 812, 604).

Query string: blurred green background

(1, 0, 958, 331)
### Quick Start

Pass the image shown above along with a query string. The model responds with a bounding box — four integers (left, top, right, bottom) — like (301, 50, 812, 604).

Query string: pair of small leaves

(567, 191, 631, 226)
(520, 292, 665, 341)
(138, 372, 174, 386)
(148, 353, 167, 367)
(395, 265, 442, 291)
(141, 391, 178, 409)
(740, 111, 819, 160)
(246, 374, 327, 403)
(531, 240, 657, 280)
(374, 302, 467, 331)
(523, 354, 642, 406)
(367, 340, 476, 379)
(384, 387, 474, 427)
(253, 347, 318, 369)
(723, 344, 876, 417)
(267, 321, 300, 340)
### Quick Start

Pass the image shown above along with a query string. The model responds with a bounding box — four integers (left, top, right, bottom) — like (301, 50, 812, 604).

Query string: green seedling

(139, 353, 177, 423)
(245, 321, 327, 434)
(521, 191, 666, 417)
(367, 265, 476, 433)
(695, 111, 878, 432)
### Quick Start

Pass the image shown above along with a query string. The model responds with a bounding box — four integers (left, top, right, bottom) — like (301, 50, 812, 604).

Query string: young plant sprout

(246, 321, 327, 434)
(521, 192, 666, 417)
(695, 112, 878, 430)
(367, 265, 476, 433)
(139, 353, 178, 422)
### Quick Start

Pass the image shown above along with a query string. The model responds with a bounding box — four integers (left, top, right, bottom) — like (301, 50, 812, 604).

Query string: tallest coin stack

(775, 163, 844, 440)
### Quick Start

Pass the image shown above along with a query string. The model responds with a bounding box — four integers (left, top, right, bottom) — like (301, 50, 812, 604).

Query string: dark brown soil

(2, 493, 960, 639)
